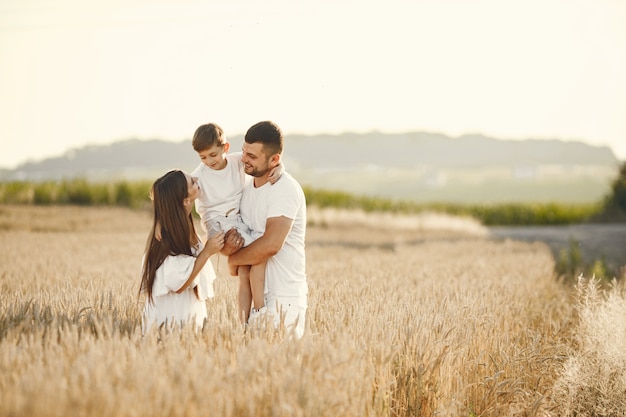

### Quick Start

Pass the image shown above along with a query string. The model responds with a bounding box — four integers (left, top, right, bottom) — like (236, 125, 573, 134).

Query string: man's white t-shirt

(240, 172, 307, 297)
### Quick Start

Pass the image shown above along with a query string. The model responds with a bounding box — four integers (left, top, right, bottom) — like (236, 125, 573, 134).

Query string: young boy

(190, 122, 281, 324)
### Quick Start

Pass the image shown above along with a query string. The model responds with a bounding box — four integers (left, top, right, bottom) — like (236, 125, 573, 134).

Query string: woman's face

(185, 173, 200, 203)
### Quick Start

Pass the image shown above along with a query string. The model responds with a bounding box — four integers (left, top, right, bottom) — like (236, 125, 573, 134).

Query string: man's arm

(227, 216, 293, 275)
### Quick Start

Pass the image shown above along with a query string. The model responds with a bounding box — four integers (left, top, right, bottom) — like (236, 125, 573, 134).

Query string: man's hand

(220, 228, 244, 256)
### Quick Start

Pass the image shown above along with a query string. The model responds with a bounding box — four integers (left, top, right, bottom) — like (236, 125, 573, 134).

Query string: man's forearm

(229, 238, 277, 267)
(229, 216, 292, 270)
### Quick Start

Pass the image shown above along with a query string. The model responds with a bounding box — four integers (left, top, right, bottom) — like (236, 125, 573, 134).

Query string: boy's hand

(268, 162, 284, 184)
(220, 228, 244, 256)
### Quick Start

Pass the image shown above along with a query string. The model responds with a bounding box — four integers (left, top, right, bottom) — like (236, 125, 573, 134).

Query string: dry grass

(550, 277, 626, 416)
(0, 205, 621, 416)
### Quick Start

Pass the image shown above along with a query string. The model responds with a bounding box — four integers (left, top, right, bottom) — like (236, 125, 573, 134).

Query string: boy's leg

(237, 265, 252, 324)
(250, 261, 267, 310)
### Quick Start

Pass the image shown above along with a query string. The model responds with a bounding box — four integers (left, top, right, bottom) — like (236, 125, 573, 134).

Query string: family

(139, 120, 308, 339)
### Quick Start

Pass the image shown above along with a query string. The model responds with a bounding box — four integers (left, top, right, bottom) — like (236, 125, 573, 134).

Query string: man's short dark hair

(245, 121, 283, 156)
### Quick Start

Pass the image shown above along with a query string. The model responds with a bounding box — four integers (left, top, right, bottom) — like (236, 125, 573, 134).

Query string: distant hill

(2, 132, 620, 204)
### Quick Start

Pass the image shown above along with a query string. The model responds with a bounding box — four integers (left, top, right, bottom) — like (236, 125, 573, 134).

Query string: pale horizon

(1, 0, 625, 170)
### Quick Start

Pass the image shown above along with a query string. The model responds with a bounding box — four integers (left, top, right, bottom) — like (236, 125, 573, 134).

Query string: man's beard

(244, 165, 269, 178)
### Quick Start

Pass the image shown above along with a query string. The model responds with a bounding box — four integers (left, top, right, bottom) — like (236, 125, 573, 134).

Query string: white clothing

(206, 213, 258, 246)
(142, 244, 216, 333)
(191, 152, 254, 242)
(240, 172, 307, 337)
(264, 293, 307, 339)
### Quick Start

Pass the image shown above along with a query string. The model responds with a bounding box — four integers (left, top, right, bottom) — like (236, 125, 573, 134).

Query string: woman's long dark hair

(140, 170, 197, 303)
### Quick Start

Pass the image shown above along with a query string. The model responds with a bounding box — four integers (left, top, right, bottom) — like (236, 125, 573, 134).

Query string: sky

(1, 0, 626, 169)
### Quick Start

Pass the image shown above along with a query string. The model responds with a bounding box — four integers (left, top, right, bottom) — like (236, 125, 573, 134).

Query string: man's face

(197, 143, 229, 170)
(241, 142, 272, 177)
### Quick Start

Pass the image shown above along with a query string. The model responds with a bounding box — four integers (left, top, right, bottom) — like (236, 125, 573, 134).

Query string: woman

(140, 169, 225, 332)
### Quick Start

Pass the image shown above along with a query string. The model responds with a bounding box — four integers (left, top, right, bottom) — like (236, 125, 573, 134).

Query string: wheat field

(1, 205, 624, 416)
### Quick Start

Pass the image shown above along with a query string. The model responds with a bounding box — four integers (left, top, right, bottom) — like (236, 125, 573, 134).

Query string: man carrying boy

(226, 121, 308, 339)
(191, 123, 281, 324)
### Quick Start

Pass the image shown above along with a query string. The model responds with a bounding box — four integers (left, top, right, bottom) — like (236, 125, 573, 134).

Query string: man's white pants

(264, 293, 307, 339)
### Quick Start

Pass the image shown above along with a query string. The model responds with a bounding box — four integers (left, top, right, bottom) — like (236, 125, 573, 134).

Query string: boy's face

(197, 143, 229, 170)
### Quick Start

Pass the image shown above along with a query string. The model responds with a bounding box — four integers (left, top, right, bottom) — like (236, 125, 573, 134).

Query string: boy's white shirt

(191, 151, 251, 226)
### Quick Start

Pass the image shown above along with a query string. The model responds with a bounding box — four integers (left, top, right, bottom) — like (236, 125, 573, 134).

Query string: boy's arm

(227, 216, 293, 275)
(268, 161, 285, 184)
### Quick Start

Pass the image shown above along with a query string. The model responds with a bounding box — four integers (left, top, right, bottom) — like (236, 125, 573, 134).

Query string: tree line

(1, 161, 625, 226)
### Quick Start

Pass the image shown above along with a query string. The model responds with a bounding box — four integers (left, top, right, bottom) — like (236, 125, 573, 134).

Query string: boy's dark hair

(245, 121, 283, 156)
(192, 123, 226, 152)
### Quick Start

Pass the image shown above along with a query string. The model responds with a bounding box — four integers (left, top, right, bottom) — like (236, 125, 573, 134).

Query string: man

(225, 121, 308, 338)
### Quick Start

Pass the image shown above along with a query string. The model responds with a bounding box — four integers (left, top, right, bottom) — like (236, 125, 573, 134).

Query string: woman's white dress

(142, 244, 216, 332)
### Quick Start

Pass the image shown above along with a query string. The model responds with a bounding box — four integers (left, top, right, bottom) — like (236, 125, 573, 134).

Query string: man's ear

(270, 154, 281, 168)
(223, 142, 230, 152)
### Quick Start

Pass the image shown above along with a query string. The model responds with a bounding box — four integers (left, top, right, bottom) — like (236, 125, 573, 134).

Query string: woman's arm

(175, 231, 224, 294)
